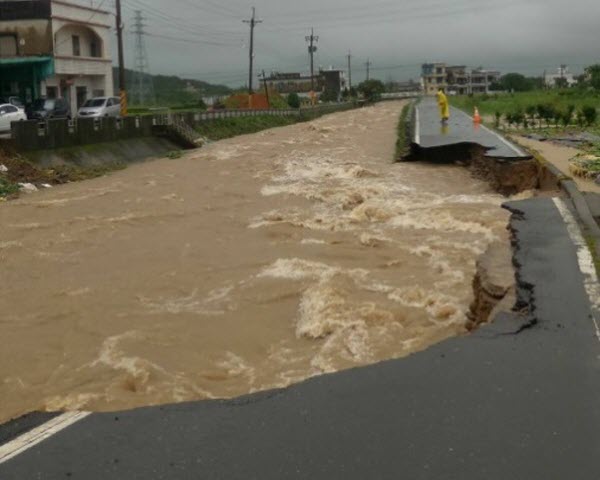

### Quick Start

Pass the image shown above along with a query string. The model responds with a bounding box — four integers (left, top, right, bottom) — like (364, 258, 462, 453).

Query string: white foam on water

(138, 286, 235, 316)
(301, 238, 327, 245)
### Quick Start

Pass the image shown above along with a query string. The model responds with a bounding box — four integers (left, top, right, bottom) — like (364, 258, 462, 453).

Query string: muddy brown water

(0, 102, 510, 423)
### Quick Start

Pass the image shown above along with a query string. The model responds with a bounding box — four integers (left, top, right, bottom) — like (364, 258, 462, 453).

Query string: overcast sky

(91, 0, 600, 86)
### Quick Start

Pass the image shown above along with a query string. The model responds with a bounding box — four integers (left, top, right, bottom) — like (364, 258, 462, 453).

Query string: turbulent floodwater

(0, 102, 510, 423)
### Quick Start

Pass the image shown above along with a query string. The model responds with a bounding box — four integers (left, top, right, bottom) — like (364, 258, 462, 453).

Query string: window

(46, 87, 58, 99)
(72, 35, 80, 56)
(5, 106, 17, 114)
(90, 41, 100, 58)
(0, 35, 17, 57)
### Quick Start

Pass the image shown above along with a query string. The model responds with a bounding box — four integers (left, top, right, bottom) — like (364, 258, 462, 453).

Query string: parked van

(77, 97, 121, 118)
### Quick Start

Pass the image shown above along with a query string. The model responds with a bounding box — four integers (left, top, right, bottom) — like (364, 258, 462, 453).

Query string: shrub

(287, 92, 300, 109)
(512, 109, 525, 128)
(582, 106, 598, 126)
(320, 88, 338, 103)
(357, 79, 385, 102)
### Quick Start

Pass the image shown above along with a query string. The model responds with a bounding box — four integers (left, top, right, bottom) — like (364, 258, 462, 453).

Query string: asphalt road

(415, 98, 530, 160)
(1, 197, 599, 479)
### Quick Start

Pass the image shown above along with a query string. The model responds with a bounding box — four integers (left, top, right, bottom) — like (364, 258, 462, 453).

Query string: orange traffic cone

(473, 107, 482, 124)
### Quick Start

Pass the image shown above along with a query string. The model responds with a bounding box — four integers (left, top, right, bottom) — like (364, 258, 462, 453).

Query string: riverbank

(0, 111, 357, 201)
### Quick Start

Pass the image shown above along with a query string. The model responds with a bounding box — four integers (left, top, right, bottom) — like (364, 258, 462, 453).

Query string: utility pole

(365, 58, 372, 81)
(261, 70, 270, 108)
(305, 28, 319, 91)
(347, 50, 352, 90)
(243, 8, 262, 95)
(115, 0, 127, 116)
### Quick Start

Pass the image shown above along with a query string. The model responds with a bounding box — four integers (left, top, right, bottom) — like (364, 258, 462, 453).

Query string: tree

(536, 103, 556, 127)
(554, 77, 569, 89)
(287, 92, 301, 109)
(581, 106, 598, 126)
(357, 79, 385, 102)
(585, 65, 600, 91)
(525, 105, 537, 126)
(499, 73, 533, 92)
(320, 87, 339, 103)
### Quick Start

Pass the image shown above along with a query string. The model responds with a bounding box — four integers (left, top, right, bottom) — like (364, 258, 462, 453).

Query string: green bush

(287, 92, 301, 109)
(320, 88, 338, 103)
(0, 177, 19, 197)
(582, 106, 598, 126)
(357, 79, 385, 102)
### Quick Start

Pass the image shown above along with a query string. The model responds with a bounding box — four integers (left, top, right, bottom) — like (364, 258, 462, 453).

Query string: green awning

(0, 56, 54, 77)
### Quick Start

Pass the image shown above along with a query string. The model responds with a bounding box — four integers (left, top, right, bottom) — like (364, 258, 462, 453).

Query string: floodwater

(0, 102, 510, 423)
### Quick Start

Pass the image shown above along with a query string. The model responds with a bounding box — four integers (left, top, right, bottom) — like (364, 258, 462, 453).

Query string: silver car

(77, 97, 121, 118)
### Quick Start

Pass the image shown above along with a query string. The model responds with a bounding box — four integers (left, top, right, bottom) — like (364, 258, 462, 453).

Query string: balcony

(54, 55, 111, 76)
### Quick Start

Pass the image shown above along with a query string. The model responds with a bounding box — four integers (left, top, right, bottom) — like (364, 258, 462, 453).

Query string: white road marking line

(0, 412, 91, 465)
(553, 197, 600, 343)
(414, 107, 420, 144)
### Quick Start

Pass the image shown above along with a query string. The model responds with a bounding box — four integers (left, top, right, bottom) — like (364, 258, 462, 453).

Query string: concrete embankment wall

(10, 104, 357, 154)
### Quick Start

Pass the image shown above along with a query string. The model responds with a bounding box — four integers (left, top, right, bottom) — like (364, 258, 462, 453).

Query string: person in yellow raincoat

(436, 89, 450, 123)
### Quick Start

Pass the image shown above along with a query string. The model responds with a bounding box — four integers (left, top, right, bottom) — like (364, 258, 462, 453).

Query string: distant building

(320, 69, 347, 98)
(421, 63, 448, 95)
(0, 0, 114, 116)
(545, 65, 577, 88)
(385, 79, 422, 93)
(263, 68, 347, 99)
(421, 63, 500, 95)
(263, 72, 319, 96)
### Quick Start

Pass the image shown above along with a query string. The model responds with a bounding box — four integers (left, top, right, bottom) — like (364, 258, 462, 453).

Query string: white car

(77, 97, 121, 118)
(0, 104, 27, 133)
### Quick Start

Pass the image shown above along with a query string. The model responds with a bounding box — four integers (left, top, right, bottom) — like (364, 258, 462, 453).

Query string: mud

(468, 241, 516, 330)
(0, 102, 511, 423)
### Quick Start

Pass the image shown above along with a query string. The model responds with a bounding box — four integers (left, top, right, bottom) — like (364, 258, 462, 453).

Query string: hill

(113, 68, 232, 107)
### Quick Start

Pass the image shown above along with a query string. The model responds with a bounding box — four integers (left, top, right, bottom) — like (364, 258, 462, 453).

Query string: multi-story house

(263, 72, 322, 97)
(421, 63, 448, 95)
(0, 0, 114, 116)
(421, 63, 500, 95)
(263, 69, 346, 99)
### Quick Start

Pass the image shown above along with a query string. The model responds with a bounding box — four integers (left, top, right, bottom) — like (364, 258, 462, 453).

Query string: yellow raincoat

(436, 90, 450, 120)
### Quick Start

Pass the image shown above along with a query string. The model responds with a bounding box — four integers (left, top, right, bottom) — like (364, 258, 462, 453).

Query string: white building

(421, 63, 501, 95)
(0, 0, 114, 116)
(545, 65, 577, 88)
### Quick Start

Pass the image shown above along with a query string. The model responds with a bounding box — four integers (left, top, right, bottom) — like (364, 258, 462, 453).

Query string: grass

(395, 103, 411, 160)
(166, 150, 184, 160)
(194, 115, 299, 141)
(584, 234, 600, 276)
(451, 90, 600, 118)
(0, 177, 19, 198)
